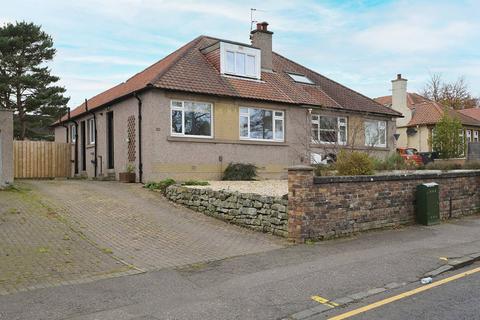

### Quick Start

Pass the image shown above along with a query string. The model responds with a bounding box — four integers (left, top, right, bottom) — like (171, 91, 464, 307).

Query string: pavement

(1, 180, 480, 319)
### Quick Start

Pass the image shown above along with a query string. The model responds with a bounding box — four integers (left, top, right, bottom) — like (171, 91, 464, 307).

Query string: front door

(81, 121, 86, 171)
(107, 111, 114, 169)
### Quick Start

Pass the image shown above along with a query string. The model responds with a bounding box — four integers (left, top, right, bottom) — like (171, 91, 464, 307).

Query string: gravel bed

(185, 180, 288, 197)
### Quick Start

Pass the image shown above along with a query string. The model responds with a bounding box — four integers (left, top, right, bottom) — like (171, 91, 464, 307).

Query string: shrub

(425, 162, 462, 171)
(463, 161, 480, 170)
(222, 163, 257, 181)
(182, 180, 209, 186)
(144, 178, 176, 194)
(373, 153, 406, 171)
(313, 164, 336, 176)
(335, 150, 374, 176)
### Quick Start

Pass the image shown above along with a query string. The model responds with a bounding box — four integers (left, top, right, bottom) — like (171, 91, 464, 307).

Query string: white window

(239, 107, 284, 142)
(220, 42, 260, 79)
(365, 120, 387, 147)
(466, 129, 472, 142)
(311, 115, 347, 145)
(87, 118, 95, 145)
(171, 100, 213, 138)
(287, 73, 314, 84)
(70, 125, 76, 143)
(474, 130, 478, 142)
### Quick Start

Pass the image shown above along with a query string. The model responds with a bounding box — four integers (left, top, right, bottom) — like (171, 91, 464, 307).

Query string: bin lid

(422, 182, 438, 187)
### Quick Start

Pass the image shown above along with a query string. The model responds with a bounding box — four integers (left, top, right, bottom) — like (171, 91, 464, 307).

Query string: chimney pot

(397, 73, 402, 80)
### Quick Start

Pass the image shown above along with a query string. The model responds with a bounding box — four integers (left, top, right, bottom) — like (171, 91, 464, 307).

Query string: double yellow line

(312, 295, 339, 308)
(329, 266, 480, 320)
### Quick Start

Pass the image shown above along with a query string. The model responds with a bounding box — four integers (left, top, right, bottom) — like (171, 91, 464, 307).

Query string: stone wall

(288, 166, 480, 243)
(165, 185, 288, 237)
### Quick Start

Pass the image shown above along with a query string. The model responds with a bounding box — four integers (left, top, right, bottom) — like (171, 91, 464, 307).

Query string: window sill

(167, 136, 287, 146)
(310, 144, 390, 151)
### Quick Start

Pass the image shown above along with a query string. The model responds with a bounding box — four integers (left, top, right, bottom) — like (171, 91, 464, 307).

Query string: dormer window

(287, 73, 314, 84)
(220, 42, 261, 79)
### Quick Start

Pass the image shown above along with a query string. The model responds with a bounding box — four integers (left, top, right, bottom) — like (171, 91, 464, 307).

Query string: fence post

(288, 165, 314, 243)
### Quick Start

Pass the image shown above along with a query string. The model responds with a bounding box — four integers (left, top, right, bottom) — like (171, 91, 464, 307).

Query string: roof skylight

(287, 73, 314, 84)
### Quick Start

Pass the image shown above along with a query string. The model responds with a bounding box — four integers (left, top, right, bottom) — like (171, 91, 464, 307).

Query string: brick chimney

(391, 74, 411, 126)
(250, 21, 273, 71)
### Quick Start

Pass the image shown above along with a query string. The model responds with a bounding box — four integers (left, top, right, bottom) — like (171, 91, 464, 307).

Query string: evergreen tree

(430, 110, 465, 159)
(0, 21, 69, 140)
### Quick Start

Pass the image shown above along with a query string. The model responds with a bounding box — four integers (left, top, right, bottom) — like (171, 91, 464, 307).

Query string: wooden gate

(14, 141, 72, 178)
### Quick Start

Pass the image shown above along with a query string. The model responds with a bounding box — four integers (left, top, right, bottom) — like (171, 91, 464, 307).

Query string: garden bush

(424, 162, 462, 171)
(313, 163, 336, 176)
(144, 178, 176, 194)
(182, 180, 209, 186)
(222, 163, 257, 181)
(335, 150, 374, 176)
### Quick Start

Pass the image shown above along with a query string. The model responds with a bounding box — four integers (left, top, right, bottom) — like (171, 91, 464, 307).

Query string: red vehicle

(396, 148, 423, 166)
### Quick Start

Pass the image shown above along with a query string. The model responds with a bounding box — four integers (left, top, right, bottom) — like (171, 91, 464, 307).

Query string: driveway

(0, 180, 284, 295)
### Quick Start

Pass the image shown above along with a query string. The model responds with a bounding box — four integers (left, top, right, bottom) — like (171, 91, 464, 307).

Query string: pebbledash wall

(165, 185, 288, 236)
(288, 166, 480, 243)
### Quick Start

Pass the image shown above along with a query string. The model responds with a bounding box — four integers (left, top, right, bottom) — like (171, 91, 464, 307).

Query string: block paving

(0, 180, 284, 295)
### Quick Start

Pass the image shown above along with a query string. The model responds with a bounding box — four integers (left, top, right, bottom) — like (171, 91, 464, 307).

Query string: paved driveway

(0, 180, 284, 295)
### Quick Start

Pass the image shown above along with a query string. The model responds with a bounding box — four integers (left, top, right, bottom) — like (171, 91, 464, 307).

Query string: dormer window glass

(220, 42, 261, 79)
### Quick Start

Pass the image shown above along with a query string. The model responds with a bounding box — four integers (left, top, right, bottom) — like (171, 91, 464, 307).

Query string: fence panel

(14, 141, 71, 178)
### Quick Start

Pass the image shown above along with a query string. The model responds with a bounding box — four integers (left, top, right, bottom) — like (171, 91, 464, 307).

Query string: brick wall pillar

(288, 165, 314, 243)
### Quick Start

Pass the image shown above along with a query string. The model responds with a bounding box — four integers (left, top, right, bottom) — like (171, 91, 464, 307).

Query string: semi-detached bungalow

(53, 22, 401, 182)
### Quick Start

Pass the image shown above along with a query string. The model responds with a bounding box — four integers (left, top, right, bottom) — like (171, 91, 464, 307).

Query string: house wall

(0, 109, 14, 187)
(309, 110, 396, 160)
(55, 89, 397, 181)
(402, 125, 432, 152)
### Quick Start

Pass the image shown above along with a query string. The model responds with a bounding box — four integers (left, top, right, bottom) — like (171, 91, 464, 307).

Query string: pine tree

(0, 21, 69, 140)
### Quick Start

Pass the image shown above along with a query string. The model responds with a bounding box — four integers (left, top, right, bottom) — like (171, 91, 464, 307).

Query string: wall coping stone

(288, 165, 314, 171)
(314, 170, 480, 184)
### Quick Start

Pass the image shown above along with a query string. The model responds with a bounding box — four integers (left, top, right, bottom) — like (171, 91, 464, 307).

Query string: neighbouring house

(375, 74, 480, 153)
(53, 22, 400, 182)
(459, 108, 480, 122)
(0, 109, 14, 187)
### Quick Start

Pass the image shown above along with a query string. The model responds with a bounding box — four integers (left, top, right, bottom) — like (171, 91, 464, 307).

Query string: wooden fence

(14, 141, 72, 178)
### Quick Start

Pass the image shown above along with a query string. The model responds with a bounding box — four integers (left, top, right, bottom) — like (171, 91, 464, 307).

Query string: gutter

(134, 92, 143, 183)
(85, 99, 98, 178)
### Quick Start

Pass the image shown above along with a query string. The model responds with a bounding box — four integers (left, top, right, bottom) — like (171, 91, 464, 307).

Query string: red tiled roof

(407, 101, 480, 127)
(375, 92, 429, 109)
(58, 36, 400, 124)
(458, 108, 480, 121)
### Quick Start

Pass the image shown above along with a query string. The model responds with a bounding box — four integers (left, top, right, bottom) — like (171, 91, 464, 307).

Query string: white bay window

(240, 107, 284, 141)
(171, 100, 213, 138)
(311, 115, 347, 145)
(365, 120, 386, 147)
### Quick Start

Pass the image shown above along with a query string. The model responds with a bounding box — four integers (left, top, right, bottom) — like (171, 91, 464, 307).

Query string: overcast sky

(2, 0, 479, 108)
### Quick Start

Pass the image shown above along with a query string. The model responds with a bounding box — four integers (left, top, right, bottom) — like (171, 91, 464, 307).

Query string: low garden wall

(288, 166, 480, 243)
(165, 185, 288, 237)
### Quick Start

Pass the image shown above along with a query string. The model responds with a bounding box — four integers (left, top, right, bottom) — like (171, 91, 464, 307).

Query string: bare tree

(421, 73, 478, 110)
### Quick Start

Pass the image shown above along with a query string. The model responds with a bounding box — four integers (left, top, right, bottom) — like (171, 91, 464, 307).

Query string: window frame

(170, 100, 214, 139)
(466, 129, 472, 142)
(70, 125, 76, 144)
(87, 118, 95, 145)
(311, 115, 348, 145)
(474, 130, 479, 142)
(287, 72, 314, 84)
(239, 107, 285, 142)
(220, 42, 261, 79)
(364, 120, 387, 148)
